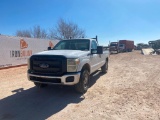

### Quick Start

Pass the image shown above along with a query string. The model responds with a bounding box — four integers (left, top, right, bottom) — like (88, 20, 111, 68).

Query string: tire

(75, 69, 90, 93)
(117, 50, 119, 54)
(34, 82, 48, 88)
(101, 59, 108, 73)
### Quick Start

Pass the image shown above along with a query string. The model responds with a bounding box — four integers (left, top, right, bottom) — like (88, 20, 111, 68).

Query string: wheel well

(106, 57, 108, 62)
(82, 64, 90, 73)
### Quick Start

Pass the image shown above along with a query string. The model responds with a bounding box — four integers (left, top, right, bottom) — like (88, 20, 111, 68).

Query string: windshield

(110, 44, 117, 46)
(119, 44, 124, 47)
(54, 40, 90, 51)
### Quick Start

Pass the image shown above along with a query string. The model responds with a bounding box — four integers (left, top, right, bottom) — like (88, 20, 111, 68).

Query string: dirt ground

(0, 51, 160, 120)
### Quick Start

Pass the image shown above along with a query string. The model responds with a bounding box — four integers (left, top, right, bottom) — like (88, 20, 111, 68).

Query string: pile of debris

(141, 48, 154, 55)
(150, 49, 160, 55)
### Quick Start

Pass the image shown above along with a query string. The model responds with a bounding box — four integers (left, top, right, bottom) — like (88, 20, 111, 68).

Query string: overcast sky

(0, 0, 160, 45)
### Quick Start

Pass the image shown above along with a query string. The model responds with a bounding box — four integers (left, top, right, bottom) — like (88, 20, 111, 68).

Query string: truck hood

(34, 50, 89, 58)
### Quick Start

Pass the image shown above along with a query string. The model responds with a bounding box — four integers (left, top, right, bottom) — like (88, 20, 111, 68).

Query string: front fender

(78, 56, 91, 73)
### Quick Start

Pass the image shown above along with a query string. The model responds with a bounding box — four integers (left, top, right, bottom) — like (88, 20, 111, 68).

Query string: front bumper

(28, 72, 80, 85)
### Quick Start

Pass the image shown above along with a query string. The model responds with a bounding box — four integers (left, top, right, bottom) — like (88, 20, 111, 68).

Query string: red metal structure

(119, 40, 134, 52)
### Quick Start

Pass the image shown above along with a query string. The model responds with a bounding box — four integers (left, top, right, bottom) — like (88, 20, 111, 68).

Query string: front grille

(30, 55, 67, 76)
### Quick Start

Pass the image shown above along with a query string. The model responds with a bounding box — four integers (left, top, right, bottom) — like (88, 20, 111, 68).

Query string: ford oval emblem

(39, 63, 49, 69)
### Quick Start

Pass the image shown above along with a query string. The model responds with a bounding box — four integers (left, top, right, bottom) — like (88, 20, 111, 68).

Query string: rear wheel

(101, 59, 108, 73)
(75, 69, 90, 93)
(117, 50, 119, 54)
(34, 82, 48, 88)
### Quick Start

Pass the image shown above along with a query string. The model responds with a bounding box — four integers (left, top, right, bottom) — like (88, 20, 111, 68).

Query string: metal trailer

(119, 40, 134, 52)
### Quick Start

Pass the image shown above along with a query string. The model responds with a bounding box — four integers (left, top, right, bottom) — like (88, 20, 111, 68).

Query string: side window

(91, 41, 97, 49)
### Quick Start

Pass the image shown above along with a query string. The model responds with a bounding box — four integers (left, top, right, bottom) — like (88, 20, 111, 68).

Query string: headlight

(27, 58, 30, 69)
(67, 58, 80, 72)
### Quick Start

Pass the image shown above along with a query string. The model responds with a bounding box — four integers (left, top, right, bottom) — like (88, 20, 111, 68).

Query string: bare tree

(50, 18, 86, 40)
(16, 25, 47, 39)
(31, 25, 47, 38)
(16, 30, 31, 38)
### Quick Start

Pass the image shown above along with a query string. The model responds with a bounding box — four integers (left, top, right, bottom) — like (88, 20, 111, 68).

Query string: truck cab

(109, 42, 119, 53)
(119, 44, 125, 52)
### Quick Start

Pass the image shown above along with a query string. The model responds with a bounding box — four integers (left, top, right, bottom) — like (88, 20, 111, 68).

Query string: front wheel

(116, 50, 119, 54)
(75, 69, 90, 93)
(101, 59, 108, 73)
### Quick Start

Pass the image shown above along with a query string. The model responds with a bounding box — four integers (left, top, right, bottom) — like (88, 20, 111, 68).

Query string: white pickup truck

(27, 38, 109, 93)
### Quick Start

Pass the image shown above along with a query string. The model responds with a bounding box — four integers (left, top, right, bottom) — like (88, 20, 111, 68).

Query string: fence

(0, 35, 59, 69)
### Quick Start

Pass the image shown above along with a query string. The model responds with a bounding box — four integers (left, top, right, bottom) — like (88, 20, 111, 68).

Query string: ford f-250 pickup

(27, 38, 109, 93)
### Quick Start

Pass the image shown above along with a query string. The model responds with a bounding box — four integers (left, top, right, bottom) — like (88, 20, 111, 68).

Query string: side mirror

(91, 46, 103, 54)
(97, 46, 103, 54)
(91, 49, 97, 54)
(48, 47, 51, 50)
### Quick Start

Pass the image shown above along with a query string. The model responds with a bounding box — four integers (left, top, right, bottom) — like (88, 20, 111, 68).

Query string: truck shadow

(0, 71, 104, 120)
(89, 70, 106, 87)
(0, 86, 83, 120)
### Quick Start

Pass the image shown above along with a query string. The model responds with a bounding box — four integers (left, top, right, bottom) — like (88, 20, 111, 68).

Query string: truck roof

(63, 38, 96, 41)
(110, 42, 118, 44)
(119, 40, 134, 42)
